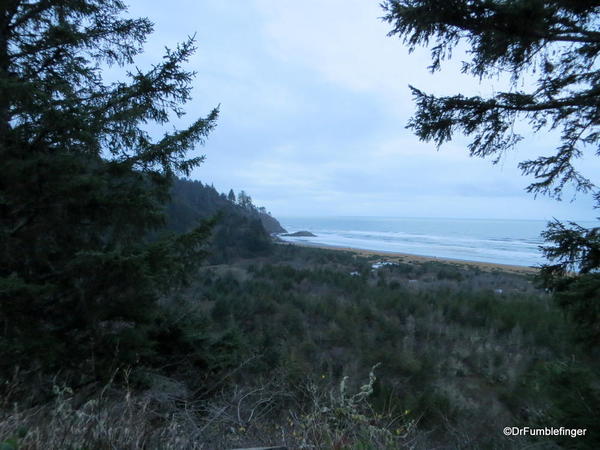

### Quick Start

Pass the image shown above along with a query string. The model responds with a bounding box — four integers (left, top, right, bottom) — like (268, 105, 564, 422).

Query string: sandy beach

(284, 240, 540, 274)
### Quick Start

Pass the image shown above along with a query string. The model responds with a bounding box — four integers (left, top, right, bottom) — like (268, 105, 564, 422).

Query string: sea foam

(277, 217, 555, 266)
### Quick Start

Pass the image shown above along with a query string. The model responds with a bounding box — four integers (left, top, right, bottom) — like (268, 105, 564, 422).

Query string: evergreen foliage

(382, 0, 599, 197)
(166, 178, 286, 262)
(227, 188, 236, 203)
(381, 0, 600, 347)
(189, 246, 597, 448)
(1, 243, 598, 448)
(0, 1, 218, 378)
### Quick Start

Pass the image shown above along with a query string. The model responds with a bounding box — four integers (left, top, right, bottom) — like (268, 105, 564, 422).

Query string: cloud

(254, 1, 488, 112)
(122, 0, 598, 221)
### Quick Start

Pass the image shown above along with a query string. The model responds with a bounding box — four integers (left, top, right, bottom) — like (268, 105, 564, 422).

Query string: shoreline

(282, 240, 539, 274)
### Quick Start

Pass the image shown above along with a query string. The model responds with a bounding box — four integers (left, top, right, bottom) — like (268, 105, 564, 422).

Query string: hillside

(166, 178, 286, 262)
(3, 244, 598, 449)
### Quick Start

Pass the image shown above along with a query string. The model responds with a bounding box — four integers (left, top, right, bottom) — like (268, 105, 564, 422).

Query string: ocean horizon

(277, 216, 595, 267)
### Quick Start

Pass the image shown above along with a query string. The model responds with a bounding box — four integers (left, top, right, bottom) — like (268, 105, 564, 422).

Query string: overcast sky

(126, 0, 598, 221)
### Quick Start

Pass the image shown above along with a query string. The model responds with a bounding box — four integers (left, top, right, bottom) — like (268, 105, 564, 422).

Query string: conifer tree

(382, 0, 600, 346)
(0, 0, 218, 376)
(238, 190, 252, 209)
(227, 188, 236, 203)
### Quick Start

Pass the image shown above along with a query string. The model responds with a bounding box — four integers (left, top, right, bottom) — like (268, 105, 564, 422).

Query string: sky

(125, 0, 598, 221)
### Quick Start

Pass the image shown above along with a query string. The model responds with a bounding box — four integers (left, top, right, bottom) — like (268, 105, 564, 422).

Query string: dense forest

(166, 178, 286, 263)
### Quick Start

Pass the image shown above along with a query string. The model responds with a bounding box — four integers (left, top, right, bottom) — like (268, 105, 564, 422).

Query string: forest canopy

(0, 0, 218, 376)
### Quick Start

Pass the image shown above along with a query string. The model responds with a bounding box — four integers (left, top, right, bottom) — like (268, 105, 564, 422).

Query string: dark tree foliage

(382, 0, 599, 198)
(540, 220, 600, 346)
(165, 178, 284, 262)
(227, 188, 236, 203)
(0, 1, 218, 377)
(382, 0, 600, 346)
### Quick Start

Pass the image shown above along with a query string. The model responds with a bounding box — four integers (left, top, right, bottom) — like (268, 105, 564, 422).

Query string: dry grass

(0, 367, 419, 450)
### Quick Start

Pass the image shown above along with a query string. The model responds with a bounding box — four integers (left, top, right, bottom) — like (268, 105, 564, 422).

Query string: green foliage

(536, 176, 600, 351)
(382, 0, 599, 199)
(1, 244, 595, 448)
(524, 360, 600, 449)
(540, 220, 600, 278)
(552, 274, 600, 348)
(381, 0, 600, 397)
(184, 246, 584, 446)
(227, 189, 236, 202)
(0, 1, 218, 379)
(166, 177, 284, 262)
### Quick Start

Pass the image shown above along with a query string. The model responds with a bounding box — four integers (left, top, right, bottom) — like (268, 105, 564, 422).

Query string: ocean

(277, 216, 581, 267)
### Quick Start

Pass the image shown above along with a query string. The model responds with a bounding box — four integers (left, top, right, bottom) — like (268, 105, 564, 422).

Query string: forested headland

(166, 178, 286, 263)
